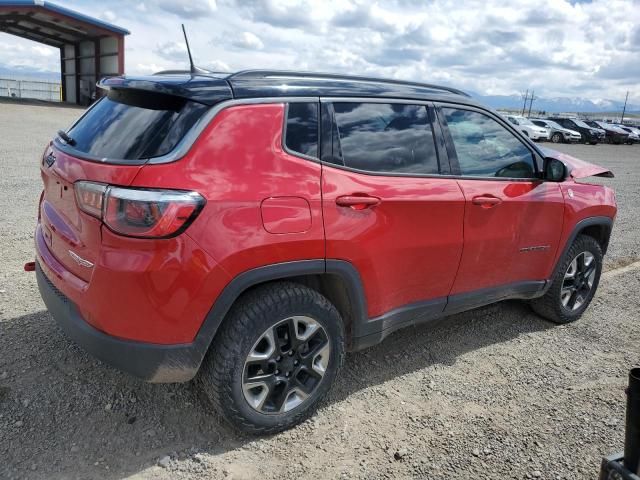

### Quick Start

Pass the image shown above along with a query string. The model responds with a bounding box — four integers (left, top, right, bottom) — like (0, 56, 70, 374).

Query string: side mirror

(544, 157, 568, 182)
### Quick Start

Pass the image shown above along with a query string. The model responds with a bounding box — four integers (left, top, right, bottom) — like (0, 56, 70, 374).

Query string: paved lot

(1, 101, 639, 480)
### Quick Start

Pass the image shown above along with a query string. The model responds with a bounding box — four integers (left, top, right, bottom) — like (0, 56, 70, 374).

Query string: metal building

(0, 0, 129, 105)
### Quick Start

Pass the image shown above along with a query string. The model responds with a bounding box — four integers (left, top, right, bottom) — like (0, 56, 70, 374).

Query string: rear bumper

(36, 262, 204, 382)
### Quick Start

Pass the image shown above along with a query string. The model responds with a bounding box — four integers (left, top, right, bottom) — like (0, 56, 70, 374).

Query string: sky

(0, 0, 638, 104)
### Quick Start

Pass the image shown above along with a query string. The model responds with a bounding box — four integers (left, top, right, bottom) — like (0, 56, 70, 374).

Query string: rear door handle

(472, 195, 502, 207)
(336, 195, 381, 210)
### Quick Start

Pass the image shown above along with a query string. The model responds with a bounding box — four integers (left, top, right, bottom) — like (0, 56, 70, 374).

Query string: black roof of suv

(98, 69, 473, 106)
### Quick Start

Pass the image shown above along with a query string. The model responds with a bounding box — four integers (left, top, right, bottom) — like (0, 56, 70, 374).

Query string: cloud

(100, 10, 117, 22)
(0, 0, 639, 105)
(232, 32, 264, 50)
(236, 0, 314, 29)
(154, 41, 187, 62)
(155, 0, 216, 19)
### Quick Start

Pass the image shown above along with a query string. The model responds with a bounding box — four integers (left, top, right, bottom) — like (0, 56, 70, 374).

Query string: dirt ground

(1, 101, 639, 480)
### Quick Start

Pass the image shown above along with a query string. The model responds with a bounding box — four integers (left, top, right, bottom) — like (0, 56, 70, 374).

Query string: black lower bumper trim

(36, 262, 205, 383)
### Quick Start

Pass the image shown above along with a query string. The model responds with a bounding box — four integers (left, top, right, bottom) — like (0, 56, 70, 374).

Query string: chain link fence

(0, 78, 61, 102)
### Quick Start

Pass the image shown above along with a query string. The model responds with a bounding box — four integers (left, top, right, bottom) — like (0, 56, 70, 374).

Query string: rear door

(320, 100, 465, 320)
(436, 105, 564, 297)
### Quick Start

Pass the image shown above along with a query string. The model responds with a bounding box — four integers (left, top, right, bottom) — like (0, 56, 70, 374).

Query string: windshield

(518, 118, 534, 126)
(65, 89, 208, 162)
(572, 119, 591, 128)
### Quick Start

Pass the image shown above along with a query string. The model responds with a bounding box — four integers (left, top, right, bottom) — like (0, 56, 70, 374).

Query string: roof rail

(228, 70, 470, 97)
(152, 69, 231, 76)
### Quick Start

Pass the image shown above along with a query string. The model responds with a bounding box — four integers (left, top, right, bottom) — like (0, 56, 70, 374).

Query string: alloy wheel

(561, 251, 597, 311)
(242, 316, 331, 414)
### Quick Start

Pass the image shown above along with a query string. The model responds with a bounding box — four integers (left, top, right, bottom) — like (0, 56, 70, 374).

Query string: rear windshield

(65, 88, 208, 161)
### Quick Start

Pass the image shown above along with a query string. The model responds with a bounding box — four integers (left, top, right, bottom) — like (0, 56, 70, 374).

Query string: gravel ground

(1, 101, 639, 480)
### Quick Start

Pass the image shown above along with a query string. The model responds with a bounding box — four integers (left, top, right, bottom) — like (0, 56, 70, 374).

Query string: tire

(199, 281, 345, 434)
(530, 235, 603, 324)
(589, 141, 598, 145)
(551, 132, 563, 143)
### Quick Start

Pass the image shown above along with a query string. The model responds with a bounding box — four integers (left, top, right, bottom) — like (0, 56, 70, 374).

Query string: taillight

(75, 181, 107, 218)
(74, 181, 205, 239)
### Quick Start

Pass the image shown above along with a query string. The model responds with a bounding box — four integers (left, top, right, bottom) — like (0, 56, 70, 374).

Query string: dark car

(32, 69, 617, 434)
(585, 120, 629, 144)
(550, 117, 604, 145)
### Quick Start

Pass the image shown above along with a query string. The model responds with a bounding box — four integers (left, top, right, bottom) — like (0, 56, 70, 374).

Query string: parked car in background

(585, 121, 629, 144)
(616, 125, 640, 144)
(530, 118, 581, 144)
(504, 115, 550, 141)
(550, 117, 604, 145)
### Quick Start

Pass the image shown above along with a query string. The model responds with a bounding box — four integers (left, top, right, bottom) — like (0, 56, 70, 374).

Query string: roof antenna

(182, 24, 207, 75)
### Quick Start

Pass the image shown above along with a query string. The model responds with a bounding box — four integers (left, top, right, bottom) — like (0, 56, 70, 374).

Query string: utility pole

(521, 89, 529, 115)
(621, 91, 629, 123)
(527, 90, 536, 118)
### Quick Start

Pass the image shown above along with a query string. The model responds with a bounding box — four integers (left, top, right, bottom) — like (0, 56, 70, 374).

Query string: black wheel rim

(561, 251, 597, 311)
(242, 316, 330, 414)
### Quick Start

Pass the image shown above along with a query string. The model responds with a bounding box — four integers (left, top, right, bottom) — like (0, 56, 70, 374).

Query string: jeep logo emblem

(45, 152, 56, 167)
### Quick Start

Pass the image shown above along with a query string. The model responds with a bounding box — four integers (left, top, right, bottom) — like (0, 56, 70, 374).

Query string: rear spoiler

(98, 75, 233, 106)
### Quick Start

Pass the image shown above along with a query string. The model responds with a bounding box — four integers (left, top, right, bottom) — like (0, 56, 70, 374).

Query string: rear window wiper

(57, 130, 76, 146)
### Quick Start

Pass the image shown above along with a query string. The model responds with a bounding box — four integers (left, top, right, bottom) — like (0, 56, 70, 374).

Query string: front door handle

(336, 195, 381, 210)
(472, 195, 502, 207)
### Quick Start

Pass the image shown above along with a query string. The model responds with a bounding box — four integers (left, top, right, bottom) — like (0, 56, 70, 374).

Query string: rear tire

(530, 235, 603, 324)
(199, 282, 345, 434)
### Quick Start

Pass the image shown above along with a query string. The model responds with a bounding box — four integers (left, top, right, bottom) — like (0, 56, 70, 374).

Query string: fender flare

(192, 259, 368, 359)
(550, 216, 613, 281)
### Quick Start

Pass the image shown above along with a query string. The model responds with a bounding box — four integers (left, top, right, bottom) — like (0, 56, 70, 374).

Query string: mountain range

(471, 92, 639, 115)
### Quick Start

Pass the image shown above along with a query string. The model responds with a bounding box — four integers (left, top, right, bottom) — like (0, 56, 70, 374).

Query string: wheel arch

(551, 216, 613, 279)
(193, 259, 368, 359)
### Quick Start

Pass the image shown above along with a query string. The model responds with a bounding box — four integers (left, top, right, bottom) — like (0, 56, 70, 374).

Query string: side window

(331, 102, 439, 174)
(507, 117, 519, 126)
(285, 102, 319, 158)
(442, 108, 535, 178)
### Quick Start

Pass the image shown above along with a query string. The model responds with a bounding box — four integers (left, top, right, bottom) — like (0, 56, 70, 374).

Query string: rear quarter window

(65, 88, 207, 162)
(284, 102, 319, 158)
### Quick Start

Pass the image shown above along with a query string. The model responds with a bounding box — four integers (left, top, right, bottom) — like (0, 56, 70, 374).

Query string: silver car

(531, 119, 581, 144)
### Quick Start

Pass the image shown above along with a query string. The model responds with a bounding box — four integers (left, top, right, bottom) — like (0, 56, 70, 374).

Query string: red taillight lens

(103, 187, 205, 238)
(74, 182, 205, 239)
(75, 181, 107, 218)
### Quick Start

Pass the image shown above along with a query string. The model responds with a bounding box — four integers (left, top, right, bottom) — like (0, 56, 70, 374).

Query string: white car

(530, 118, 582, 143)
(505, 115, 550, 141)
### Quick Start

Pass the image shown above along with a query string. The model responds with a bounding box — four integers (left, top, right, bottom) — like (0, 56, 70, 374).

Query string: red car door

(437, 106, 564, 298)
(320, 101, 465, 323)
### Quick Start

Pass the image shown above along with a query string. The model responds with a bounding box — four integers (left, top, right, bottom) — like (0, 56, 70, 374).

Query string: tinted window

(285, 102, 319, 158)
(67, 88, 207, 161)
(332, 102, 438, 174)
(443, 108, 535, 178)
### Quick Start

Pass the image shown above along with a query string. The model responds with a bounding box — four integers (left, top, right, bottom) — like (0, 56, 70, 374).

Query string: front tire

(530, 235, 603, 324)
(551, 132, 563, 143)
(199, 282, 345, 434)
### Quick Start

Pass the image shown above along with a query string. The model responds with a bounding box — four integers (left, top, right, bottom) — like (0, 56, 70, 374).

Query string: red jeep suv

(33, 70, 616, 433)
